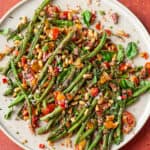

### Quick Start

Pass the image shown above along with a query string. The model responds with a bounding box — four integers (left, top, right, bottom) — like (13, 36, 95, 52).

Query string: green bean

(133, 84, 150, 97)
(107, 130, 115, 150)
(64, 64, 91, 93)
(38, 29, 75, 84)
(37, 77, 56, 103)
(8, 94, 25, 108)
(40, 106, 62, 121)
(4, 87, 13, 96)
(61, 66, 76, 89)
(47, 123, 66, 140)
(79, 127, 95, 142)
(88, 126, 103, 150)
(49, 130, 67, 142)
(126, 98, 137, 107)
(28, 18, 45, 58)
(117, 44, 125, 63)
(7, 21, 29, 41)
(10, 60, 33, 127)
(85, 138, 91, 150)
(15, 0, 52, 63)
(50, 19, 74, 27)
(81, 32, 107, 61)
(75, 122, 87, 144)
(71, 108, 86, 126)
(4, 108, 13, 120)
(114, 101, 125, 145)
(102, 133, 109, 150)
(68, 98, 97, 133)
(70, 79, 85, 95)
(37, 119, 54, 134)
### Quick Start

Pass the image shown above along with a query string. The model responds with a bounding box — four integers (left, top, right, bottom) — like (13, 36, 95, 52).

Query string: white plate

(0, 0, 150, 150)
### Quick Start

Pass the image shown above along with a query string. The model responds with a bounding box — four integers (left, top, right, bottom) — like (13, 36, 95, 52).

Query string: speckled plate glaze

(0, 0, 150, 150)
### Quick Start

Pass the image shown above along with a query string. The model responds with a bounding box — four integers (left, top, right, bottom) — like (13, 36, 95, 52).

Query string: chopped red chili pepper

(90, 87, 99, 97)
(95, 22, 101, 30)
(51, 28, 59, 40)
(119, 63, 128, 72)
(42, 104, 55, 115)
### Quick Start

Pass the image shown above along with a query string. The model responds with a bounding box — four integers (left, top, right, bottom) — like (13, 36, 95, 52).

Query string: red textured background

(0, 0, 150, 150)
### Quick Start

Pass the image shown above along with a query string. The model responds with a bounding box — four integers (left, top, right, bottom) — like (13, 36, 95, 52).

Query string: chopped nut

(95, 105, 99, 111)
(38, 60, 43, 68)
(84, 92, 89, 101)
(83, 73, 92, 79)
(98, 97, 104, 104)
(97, 54, 102, 61)
(14, 87, 20, 93)
(87, 121, 94, 129)
(71, 117, 75, 122)
(37, 51, 42, 60)
(79, 101, 86, 105)
(74, 58, 84, 69)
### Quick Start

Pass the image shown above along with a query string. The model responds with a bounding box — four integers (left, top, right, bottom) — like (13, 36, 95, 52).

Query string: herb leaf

(126, 42, 138, 59)
(101, 51, 113, 62)
(120, 79, 134, 89)
(82, 10, 92, 27)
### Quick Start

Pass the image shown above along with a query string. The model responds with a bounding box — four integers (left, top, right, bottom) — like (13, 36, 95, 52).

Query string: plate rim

(0, 0, 150, 150)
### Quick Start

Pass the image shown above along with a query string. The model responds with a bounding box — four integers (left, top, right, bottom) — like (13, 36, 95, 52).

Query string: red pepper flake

(105, 29, 112, 36)
(39, 143, 45, 149)
(2, 77, 8, 84)
(95, 22, 101, 30)
(140, 52, 149, 60)
(90, 87, 99, 97)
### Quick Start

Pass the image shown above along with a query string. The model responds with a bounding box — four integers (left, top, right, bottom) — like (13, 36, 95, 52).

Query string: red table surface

(0, 0, 150, 150)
